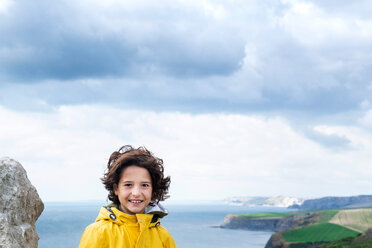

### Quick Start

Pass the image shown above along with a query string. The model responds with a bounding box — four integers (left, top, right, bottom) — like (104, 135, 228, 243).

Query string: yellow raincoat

(78, 205, 177, 248)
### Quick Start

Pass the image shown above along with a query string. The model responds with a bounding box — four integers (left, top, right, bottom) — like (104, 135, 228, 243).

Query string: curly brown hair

(102, 145, 171, 206)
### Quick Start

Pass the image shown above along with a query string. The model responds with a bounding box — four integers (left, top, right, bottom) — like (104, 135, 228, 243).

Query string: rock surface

(264, 232, 286, 248)
(364, 228, 372, 239)
(0, 157, 44, 248)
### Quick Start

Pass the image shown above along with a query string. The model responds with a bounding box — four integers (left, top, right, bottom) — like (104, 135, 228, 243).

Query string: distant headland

(224, 196, 305, 208)
(224, 195, 372, 209)
(221, 195, 372, 248)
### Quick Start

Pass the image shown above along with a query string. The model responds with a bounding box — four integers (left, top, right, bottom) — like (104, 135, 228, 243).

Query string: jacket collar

(96, 202, 168, 227)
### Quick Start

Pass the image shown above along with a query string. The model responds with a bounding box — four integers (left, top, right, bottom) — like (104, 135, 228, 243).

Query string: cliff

(289, 195, 372, 210)
(221, 212, 321, 248)
(220, 214, 305, 232)
(0, 157, 44, 248)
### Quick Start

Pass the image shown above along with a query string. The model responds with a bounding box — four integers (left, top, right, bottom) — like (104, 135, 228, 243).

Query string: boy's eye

(124, 184, 132, 187)
(142, 184, 150, 187)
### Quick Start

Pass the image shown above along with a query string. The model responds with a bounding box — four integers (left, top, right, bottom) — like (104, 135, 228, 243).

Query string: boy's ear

(113, 184, 118, 195)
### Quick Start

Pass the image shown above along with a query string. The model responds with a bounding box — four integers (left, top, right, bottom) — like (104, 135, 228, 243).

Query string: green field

(283, 223, 360, 243)
(318, 210, 339, 223)
(234, 208, 372, 247)
(234, 212, 295, 218)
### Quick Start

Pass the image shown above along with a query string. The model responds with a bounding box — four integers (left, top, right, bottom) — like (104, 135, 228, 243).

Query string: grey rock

(363, 228, 372, 239)
(0, 157, 44, 248)
(264, 233, 286, 248)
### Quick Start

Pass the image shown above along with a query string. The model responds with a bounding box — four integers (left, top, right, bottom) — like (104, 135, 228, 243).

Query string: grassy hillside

(329, 209, 372, 232)
(320, 236, 372, 248)
(320, 229, 372, 248)
(279, 208, 372, 246)
(283, 223, 360, 243)
(230, 208, 372, 247)
(318, 210, 339, 223)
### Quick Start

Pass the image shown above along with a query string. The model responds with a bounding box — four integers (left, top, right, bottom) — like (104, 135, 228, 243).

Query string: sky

(1, 0, 372, 203)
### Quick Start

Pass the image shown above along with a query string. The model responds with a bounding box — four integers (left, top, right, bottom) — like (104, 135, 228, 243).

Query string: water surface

(36, 202, 287, 248)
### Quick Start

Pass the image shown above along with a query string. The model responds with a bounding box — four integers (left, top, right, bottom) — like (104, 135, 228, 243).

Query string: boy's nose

(131, 186, 141, 196)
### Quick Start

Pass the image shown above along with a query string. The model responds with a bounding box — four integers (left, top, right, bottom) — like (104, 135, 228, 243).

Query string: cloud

(280, 0, 372, 46)
(0, 0, 13, 14)
(302, 125, 351, 150)
(1, 105, 372, 201)
(358, 108, 372, 129)
(0, 0, 246, 81)
(1, 0, 372, 119)
(1, 0, 372, 117)
(1, 1, 372, 203)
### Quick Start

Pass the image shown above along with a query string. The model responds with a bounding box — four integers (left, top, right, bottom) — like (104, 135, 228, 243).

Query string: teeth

(130, 200, 142, 203)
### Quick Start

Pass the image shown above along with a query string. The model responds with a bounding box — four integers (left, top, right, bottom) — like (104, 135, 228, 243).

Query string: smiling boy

(115, 165, 153, 215)
(78, 145, 177, 248)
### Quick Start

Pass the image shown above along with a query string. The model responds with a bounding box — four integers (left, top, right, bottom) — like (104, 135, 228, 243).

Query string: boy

(78, 145, 177, 247)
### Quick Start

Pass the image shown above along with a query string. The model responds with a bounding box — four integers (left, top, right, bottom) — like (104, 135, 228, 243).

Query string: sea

(36, 202, 289, 248)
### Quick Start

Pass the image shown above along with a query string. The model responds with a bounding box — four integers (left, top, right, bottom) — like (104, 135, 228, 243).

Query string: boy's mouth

(129, 200, 143, 204)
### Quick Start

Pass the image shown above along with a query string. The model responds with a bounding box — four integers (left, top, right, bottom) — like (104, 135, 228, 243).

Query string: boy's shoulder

(84, 218, 112, 233)
(83, 206, 117, 233)
(155, 224, 173, 238)
(153, 224, 177, 246)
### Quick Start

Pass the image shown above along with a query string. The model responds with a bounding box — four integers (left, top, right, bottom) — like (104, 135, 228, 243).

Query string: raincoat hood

(145, 202, 168, 218)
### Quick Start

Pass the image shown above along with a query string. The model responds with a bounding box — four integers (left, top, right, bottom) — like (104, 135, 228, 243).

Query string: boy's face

(114, 165, 152, 215)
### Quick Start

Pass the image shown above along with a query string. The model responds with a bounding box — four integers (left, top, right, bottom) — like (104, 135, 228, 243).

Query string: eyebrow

(122, 181, 151, 183)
